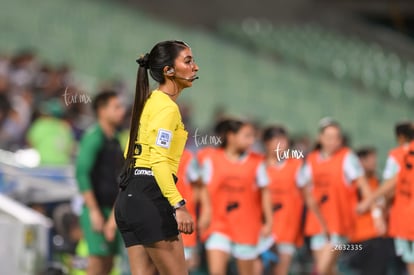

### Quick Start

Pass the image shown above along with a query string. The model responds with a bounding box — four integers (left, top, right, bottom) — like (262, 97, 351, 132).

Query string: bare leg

(127, 245, 157, 275)
(274, 253, 293, 275)
(237, 259, 256, 275)
(87, 256, 111, 275)
(312, 249, 323, 274)
(206, 249, 230, 275)
(144, 235, 188, 275)
(407, 263, 414, 275)
(253, 258, 264, 275)
(314, 244, 340, 275)
(102, 256, 114, 274)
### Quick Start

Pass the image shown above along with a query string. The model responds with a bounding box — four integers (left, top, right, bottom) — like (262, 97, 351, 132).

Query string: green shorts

(80, 206, 120, 256)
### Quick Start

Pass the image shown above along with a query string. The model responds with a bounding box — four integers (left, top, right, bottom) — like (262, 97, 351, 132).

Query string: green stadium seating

(0, 0, 413, 166)
(218, 19, 414, 102)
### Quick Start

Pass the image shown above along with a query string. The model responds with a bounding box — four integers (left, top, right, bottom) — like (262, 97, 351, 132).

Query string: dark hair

(92, 90, 118, 115)
(214, 117, 232, 136)
(124, 40, 189, 169)
(395, 121, 414, 140)
(262, 125, 288, 143)
(215, 118, 248, 148)
(356, 146, 377, 159)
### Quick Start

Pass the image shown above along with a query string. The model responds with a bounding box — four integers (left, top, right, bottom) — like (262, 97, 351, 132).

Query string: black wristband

(174, 199, 186, 210)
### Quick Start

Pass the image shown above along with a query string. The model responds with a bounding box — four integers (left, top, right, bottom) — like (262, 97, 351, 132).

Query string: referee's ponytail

(121, 40, 190, 183)
(123, 54, 150, 169)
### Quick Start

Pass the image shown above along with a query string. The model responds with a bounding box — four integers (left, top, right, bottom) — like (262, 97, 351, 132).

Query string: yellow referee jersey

(128, 89, 188, 206)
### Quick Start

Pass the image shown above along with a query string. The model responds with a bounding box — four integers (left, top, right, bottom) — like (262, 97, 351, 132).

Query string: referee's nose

(193, 62, 199, 72)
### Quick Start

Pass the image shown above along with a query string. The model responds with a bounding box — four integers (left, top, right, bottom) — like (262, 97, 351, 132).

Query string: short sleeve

(186, 157, 200, 183)
(294, 163, 303, 186)
(343, 152, 364, 184)
(75, 129, 103, 192)
(297, 162, 312, 188)
(382, 155, 400, 180)
(256, 162, 269, 188)
(200, 158, 213, 185)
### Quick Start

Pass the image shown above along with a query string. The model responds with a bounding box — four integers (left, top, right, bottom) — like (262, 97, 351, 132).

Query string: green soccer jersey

(27, 117, 75, 165)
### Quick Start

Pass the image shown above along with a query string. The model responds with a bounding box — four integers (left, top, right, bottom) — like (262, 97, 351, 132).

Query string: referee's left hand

(175, 206, 194, 234)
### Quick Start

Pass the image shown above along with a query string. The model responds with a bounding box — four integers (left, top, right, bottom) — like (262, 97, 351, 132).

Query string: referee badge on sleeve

(156, 129, 172, 148)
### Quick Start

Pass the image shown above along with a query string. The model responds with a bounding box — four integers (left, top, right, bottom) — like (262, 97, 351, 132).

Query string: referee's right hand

(175, 206, 194, 234)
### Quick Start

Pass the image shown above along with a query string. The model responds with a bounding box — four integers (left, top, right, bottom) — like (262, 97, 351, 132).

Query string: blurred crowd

(0, 49, 130, 163)
(0, 50, 130, 274)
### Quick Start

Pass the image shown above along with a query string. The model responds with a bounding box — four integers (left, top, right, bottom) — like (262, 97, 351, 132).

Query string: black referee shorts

(114, 167, 179, 247)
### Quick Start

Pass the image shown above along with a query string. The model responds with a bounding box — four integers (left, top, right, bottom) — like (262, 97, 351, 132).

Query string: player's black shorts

(114, 167, 179, 246)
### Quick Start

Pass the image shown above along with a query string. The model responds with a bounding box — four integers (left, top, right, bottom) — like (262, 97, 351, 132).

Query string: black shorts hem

(123, 231, 180, 247)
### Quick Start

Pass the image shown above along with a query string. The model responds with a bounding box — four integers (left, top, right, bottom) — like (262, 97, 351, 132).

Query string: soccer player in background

(260, 125, 304, 275)
(297, 118, 385, 275)
(358, 122, 414, 274)
(176, 149, 211, 271)
(75, 90, 125, 275)
(201, 118, 273, 275)
(345, 147, 390, 275)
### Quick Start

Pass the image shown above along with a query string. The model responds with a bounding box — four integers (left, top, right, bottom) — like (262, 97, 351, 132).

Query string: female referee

(113, 40, 199, 275)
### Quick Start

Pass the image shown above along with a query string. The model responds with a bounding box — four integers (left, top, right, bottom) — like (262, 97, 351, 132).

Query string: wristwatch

(174, 199, 186, 210)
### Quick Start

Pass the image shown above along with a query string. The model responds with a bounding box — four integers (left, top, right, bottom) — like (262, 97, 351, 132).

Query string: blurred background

(0, 0, 413, 274)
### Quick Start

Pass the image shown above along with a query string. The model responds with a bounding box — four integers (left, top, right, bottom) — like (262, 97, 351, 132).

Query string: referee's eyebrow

(179, 53, 192, 59)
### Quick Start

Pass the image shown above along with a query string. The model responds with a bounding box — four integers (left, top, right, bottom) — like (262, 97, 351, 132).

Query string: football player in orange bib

(257, 125, 304, 275)
(344, 147, 390, 275)
(297, 118, 384, 275)
(200, 118, 273, 275)
(176, 148, 211, 271)
(358, 122, 414, 274)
